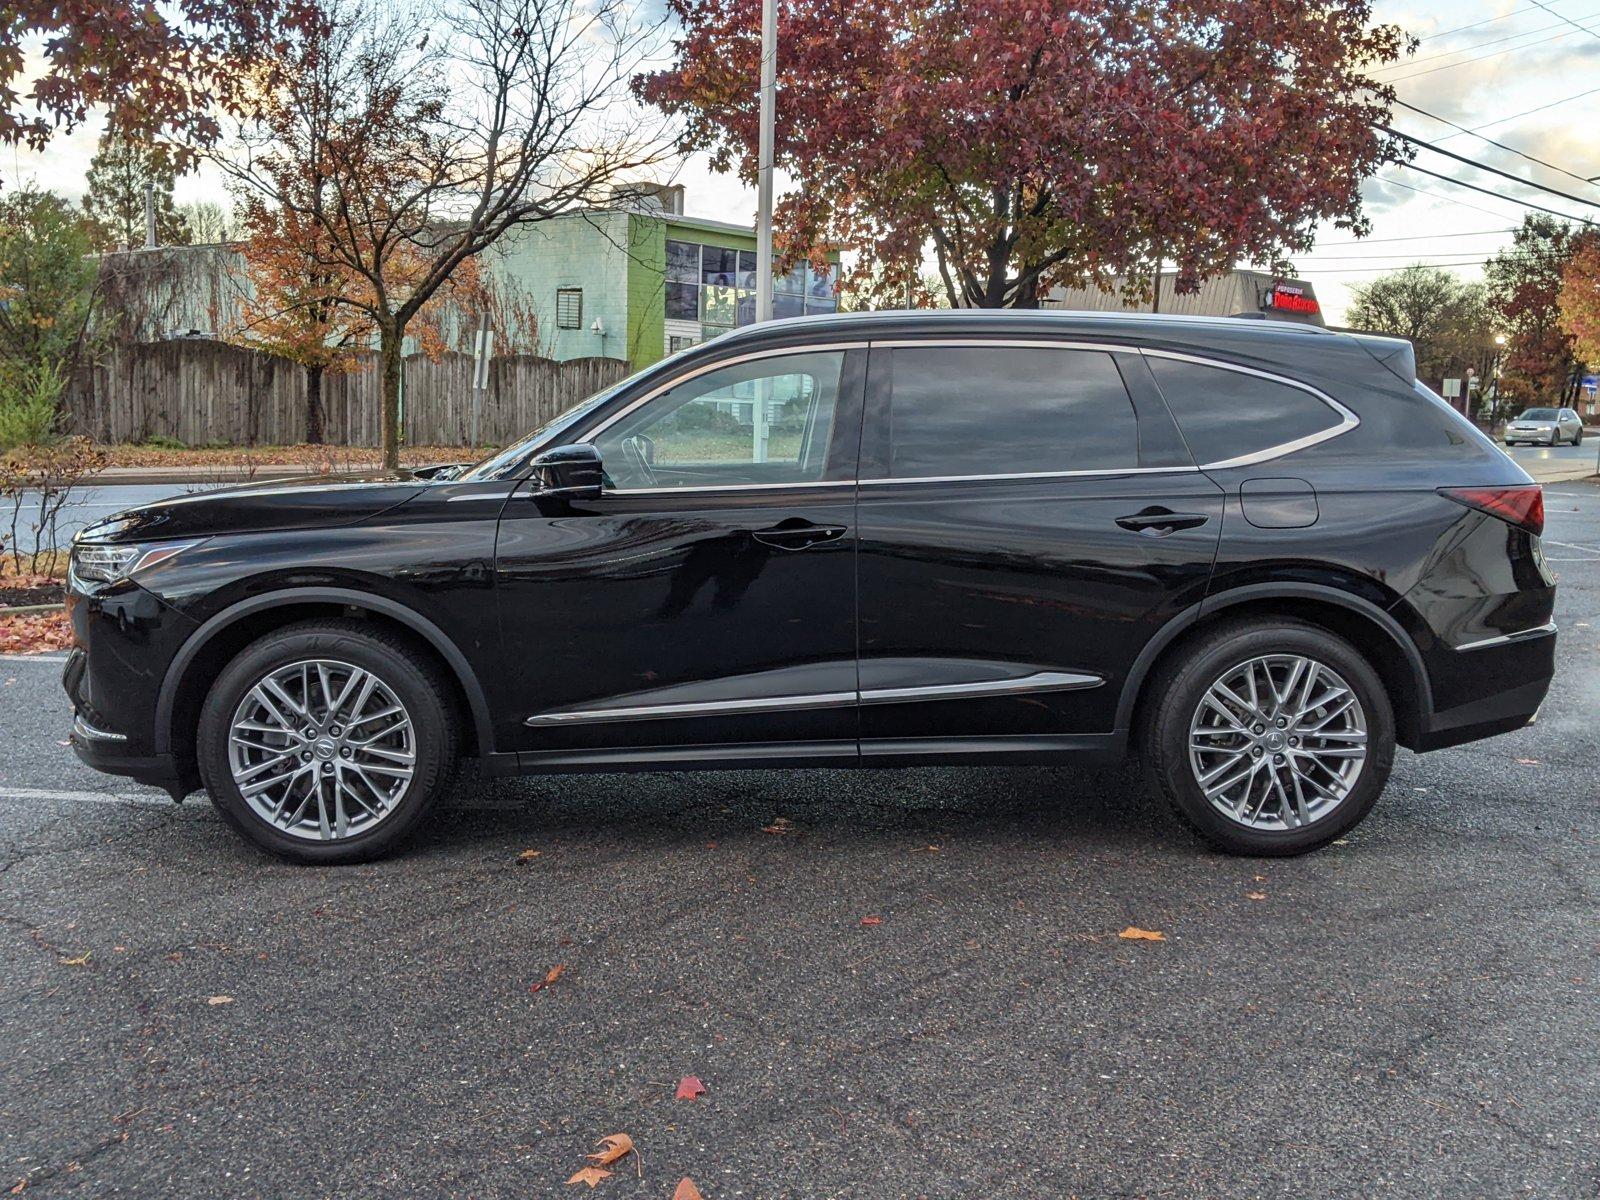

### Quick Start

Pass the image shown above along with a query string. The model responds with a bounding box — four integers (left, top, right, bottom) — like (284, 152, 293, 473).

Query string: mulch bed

(0, 582, 63, 608)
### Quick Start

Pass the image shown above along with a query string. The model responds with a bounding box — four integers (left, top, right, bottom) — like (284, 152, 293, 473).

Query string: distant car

(1505, 407, 1584, 446)
(64, 311, 1557, 864)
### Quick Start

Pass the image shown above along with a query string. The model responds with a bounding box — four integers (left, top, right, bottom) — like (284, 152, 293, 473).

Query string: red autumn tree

(2, 0, 316, 158)
(1486, 215, 1588, 405)
(1558, 234, 1600, 369)
(638, 0, 1410, 307)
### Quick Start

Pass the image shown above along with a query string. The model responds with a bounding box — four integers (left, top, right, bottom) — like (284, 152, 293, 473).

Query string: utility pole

(754, 0, 777, 324)
(144, 183, 156, 249)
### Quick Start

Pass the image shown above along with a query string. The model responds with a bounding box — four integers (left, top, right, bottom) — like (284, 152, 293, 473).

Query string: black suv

(64, 311, 1556, 863)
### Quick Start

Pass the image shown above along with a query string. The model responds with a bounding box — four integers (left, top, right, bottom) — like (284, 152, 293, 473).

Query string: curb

(0, 603, 65, 617)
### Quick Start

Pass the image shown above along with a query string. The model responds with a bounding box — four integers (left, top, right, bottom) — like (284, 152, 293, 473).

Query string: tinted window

(1521, 408, 1557, 420)
(885, 347, 1137, 478)
(1145, 356, 1342, 465)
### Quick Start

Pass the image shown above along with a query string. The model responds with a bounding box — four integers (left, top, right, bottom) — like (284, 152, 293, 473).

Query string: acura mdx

(64, 311, 1557, 863)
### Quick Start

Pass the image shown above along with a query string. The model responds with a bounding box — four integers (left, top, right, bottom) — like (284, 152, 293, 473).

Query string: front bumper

(64, 650, 191, 796)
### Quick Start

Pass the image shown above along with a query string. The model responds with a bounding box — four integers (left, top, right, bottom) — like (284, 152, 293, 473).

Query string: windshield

(1519, 408, 1558, 420)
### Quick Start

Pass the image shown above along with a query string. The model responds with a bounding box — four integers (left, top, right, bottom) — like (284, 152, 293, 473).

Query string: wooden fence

(66, 340, 632, 447)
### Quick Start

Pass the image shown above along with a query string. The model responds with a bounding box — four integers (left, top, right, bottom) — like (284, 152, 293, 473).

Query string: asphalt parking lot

(2, 482, 1597, 1199)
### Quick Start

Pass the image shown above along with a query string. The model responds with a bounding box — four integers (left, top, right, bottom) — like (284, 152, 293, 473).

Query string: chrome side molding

(525, 670, 1102, 726)
(1454, 622, 1557, 652)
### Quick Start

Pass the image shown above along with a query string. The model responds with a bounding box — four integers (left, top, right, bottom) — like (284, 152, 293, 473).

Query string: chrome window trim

(1138, 348, 1361, 470)
(865, 337, 1142, 354)
(524, 670, 1102, 726)
(1454, 621, 1557, 652)
(573, 335, 1361, 494)
(858, 466, 1199, 487)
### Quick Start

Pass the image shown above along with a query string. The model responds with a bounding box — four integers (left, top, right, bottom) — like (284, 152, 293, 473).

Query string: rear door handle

(751, 521, 848, 551)
(1115, 508, 1210, 536)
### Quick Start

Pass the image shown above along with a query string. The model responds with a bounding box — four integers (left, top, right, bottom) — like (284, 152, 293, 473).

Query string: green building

(483, 184, 841, 369)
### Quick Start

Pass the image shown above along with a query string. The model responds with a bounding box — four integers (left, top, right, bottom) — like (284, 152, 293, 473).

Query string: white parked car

(1505, 407, 1584, 446)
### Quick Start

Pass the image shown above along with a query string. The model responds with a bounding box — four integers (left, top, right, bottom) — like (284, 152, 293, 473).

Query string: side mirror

(529, 443, 604, 500)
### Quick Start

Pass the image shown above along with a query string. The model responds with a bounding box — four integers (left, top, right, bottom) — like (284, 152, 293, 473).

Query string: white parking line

(0, 787, 175, 807)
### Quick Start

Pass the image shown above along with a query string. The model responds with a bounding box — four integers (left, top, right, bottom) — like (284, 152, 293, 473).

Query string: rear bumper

(1413, 626, 1555, 752)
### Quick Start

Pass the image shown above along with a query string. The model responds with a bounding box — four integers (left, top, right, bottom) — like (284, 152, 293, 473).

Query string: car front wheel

(1142, 619, 1395, 856)
(197, 619, 459, 864)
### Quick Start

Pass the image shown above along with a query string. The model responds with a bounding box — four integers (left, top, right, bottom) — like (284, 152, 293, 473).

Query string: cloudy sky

(7, 0, 1599, 324)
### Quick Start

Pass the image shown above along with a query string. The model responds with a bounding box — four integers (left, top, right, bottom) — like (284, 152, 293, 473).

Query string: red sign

(1261, 282, 1320, 316)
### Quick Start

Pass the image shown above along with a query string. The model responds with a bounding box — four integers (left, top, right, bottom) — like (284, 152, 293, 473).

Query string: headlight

(70, 539, 205, 585)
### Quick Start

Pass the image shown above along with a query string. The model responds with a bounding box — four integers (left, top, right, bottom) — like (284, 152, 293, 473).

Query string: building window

(664, 237, 839, 335)
(669, 335, 698, 354)
(556, 288, 583, 330)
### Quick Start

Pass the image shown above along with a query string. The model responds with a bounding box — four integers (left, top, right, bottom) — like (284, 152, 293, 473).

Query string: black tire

(197, 619, 459, 864)
(1141, 618, 1395, 856)
(1576, 429, 1584, 446)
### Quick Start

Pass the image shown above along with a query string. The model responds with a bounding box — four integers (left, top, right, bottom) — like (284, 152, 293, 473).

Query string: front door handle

(1115, 508, 1211, 537)
(751, 520, 848, 551)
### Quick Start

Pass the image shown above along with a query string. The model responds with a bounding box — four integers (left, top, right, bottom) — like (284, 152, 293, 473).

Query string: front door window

(592, 351, 845, 490)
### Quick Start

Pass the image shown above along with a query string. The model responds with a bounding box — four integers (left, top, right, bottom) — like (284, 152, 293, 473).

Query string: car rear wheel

(1142, 618, 1395, 856)
(198, 620, 459, 864)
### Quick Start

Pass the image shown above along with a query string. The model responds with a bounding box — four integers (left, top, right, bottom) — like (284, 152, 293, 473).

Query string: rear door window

(1144, 355, 1345, 466)
(880, 345, 1139, 478)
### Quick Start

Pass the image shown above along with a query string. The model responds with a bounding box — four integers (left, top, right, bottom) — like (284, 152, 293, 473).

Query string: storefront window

(666, 237, 838, 330)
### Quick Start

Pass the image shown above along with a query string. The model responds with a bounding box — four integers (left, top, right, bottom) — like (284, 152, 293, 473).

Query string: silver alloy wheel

(1187, 654, 1368, 831)
(227, 658, 416, 841)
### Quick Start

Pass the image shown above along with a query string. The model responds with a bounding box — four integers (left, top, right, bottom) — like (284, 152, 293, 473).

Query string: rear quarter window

(1145, 354, 1346, 466)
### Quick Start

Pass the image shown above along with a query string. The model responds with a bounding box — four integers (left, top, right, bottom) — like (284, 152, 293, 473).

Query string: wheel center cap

(313, 737, 339, 760)
(1263, 731, 1287, 752)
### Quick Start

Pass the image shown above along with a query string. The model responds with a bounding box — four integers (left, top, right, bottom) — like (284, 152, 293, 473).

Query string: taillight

(1438, 485, 1544, 536)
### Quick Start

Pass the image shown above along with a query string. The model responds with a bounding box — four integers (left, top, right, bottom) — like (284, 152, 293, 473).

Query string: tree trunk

(378, 322, 403, 470)
(305, 363, 325, 445)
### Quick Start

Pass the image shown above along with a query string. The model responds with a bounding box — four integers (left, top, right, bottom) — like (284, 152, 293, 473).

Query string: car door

(853, 338, 1222, 760)
(492, 344, 865, 765)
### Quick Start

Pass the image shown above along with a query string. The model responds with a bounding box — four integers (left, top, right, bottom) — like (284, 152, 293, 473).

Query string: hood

(78, 471, 430, 544)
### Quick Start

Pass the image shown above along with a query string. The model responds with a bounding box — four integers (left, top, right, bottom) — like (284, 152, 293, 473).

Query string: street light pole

(754, 0, 777, 324)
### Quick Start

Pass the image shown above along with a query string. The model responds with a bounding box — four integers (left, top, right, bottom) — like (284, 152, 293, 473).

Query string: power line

(1372, 15, 1591, 74)
(1439, 85, 1600, 138)
(1524, 0, 1600, 42)
(1380, 126, 1600, 211)
(1415, 5, 1539, 43)
(1290, 262, 1491, 275)
(1294, 250, 1505, 262)
(1401, 161, 1596, 223)
(1380, 175, 1529, 220)
(1314, 228, 1513, 246)
(1384, 28, 1574, 82)
(1393, 99, 1600, 187)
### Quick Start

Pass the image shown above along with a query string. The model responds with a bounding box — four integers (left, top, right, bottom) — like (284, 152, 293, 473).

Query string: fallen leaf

(761, 817, 793, 835)
(860, 915, 883, 926)
(207, 995, 234, 1005)
(586, 1134, 634, 1167)
(675, 1075, 706, 1100)
(529, 964, 566, 993)
(517, 849, 542, 861)
(1515, 757, 1540, 765)
(566, 1167, 612, 1188)
(1118, 927, 1166, 942)
(673, 1180, 705, 1200)
(1246, 892, 1267, 902)
(59, 952, 91, 967)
